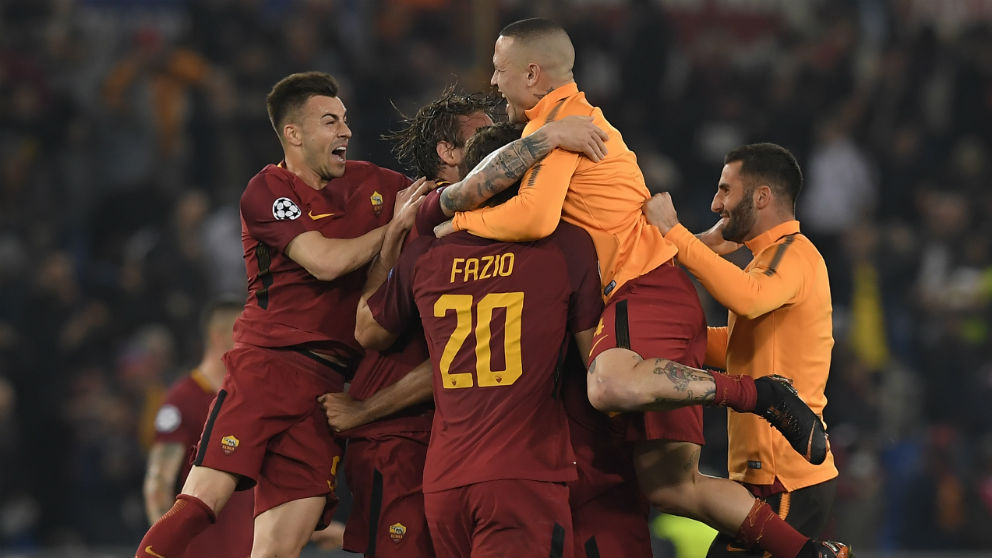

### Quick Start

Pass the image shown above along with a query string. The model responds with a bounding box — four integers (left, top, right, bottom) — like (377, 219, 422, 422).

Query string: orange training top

(451, 82, 676, 298)
(666, 220, 838, 491)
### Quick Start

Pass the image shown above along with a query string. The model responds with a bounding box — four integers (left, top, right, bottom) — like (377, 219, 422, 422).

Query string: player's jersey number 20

(433, 292, 524, 389)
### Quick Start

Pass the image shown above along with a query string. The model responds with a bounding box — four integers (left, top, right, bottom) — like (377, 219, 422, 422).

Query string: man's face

(491, 36, 532, 123)
(712, 161, 758, 243)
(451, 111, 495, 167)
(297, 95, 352, 180)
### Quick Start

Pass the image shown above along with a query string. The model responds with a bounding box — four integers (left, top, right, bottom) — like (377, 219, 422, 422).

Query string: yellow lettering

(480, 255, 495, 279)
(464, 258, 479, 282)
(498, 252, 515, 276)
(450, 258, 465, 283)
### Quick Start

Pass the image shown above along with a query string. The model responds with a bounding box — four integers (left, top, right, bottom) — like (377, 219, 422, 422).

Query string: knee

(645, 477, 699, 516)
(587, 372, 631, 412)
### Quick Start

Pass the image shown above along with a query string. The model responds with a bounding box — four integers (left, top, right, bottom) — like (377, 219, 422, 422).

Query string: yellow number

(434, 292, 525, 389)
(475, 292, 523, 387)
(434, 294, 475, 389)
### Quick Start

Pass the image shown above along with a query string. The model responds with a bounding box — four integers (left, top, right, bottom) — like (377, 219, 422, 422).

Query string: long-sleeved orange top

(666, 220, 838, 491)
(451, 82, 676, 298)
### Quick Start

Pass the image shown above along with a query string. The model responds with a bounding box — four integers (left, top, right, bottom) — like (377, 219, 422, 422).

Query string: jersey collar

(744, 220, 801, 254)
(525, 82, 579, 121)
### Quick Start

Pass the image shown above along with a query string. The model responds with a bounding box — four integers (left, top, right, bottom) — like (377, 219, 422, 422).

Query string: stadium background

(1, 0, 991, 556)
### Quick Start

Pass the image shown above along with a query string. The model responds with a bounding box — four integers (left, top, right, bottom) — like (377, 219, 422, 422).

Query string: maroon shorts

(342, 433, 434, 558)
(424, 479, 572, 558)
(572, 488, 652, 558)
(195, 343, 346, 527)
(589, 262, 707, 445)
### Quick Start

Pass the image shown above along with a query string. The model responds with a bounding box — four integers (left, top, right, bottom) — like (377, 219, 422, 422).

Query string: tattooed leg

(587, 347, 716, 412)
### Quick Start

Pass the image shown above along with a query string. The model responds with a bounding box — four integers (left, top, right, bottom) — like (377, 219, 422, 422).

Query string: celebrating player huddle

(138, 17, 851, 558)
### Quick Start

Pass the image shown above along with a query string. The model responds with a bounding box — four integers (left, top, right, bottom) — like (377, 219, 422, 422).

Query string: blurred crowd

(1, 0, 991, 553)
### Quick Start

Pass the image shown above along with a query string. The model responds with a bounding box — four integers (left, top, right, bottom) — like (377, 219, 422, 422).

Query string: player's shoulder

(343, 160, 411, 190)
(546, 221, 595, 251)
(243, 163, 295, 200)
(163, 373, 205, 403)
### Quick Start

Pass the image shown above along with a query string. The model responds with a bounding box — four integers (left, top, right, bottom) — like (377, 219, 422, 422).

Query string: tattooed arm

(143, 442, 186, 523)
(438, 115, 608, 217)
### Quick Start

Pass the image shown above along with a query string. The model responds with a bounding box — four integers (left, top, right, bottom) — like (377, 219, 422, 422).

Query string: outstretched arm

(438, 116, 607, 216)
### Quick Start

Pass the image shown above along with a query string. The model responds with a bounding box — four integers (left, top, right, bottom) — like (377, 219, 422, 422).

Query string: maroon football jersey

(368, 222, 603, 493)
(153, 370, 254, 557)
(234, 161, 411, 368)
(343, 323, 434, 437)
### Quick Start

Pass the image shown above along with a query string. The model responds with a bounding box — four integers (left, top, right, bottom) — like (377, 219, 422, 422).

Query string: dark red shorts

(568, 414, 651, 558)
(342, 433, 434, 558)
(589, 263, 707, 445)
(572, 488, 652, 558)
(424, 479, 572, 558)
(195, 343, 345, 527)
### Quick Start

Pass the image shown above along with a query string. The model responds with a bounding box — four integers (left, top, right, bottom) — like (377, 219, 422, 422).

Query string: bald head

(498, 18, 574, 85)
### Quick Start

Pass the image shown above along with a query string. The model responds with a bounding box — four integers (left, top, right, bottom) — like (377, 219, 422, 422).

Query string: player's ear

(283, 123, 303, 147)
(755, 184, 772, 209)
(436, 140, 458, 166)
(527, 63, 540, 86)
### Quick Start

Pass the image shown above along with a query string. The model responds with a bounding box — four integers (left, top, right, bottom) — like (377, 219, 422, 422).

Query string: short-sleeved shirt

(368, 222, 603, 493)
(343, 325, 434, 437)
(153, 370, 254, 557)
(234, 161, 411, 368)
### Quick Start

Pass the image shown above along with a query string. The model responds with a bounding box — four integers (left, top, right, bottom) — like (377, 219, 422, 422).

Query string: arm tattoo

(587, 358, 597, 376)
(440, 130, 554, 214)
(652, 359, 716, 404)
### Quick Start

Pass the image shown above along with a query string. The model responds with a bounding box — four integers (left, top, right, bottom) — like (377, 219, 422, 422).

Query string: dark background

(1, 0, 991, 554)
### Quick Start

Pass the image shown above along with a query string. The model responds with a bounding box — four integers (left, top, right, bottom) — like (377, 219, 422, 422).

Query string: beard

(721, 190, 757, 243)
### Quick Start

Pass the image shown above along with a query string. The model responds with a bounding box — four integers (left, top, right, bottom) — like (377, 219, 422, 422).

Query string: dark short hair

(459, 122, 526, 207)
(384, 86, 499, 180)
(266, 72, 340, 139)
(198, 296, 243, 337)
(499, 17, 568, 41)
(724, 143, 804, 209)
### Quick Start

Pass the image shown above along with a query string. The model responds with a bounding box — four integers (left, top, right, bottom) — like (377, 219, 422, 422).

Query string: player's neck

(197, 355, 226, 392)
(283, 155, 328, 191)
(747, 211, 796, 241)
(435, 165, 459, 184)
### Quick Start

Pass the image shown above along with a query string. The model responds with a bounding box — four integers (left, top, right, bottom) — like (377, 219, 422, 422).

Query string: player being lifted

(429, 18, 847, 558)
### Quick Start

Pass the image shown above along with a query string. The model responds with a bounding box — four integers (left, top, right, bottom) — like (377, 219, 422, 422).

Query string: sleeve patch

(272, 197, 302, 220)
(154, 404, 182, 433)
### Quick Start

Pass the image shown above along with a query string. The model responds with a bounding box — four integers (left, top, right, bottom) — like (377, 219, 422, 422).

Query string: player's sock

(710, 371, 757, 411)
(135, 494, 215, 558)
(735, 499, 809, 558)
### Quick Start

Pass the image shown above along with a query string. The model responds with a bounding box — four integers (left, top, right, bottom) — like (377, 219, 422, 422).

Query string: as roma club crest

(221, 435, 240, 455)
(371, 191, 384, 216)
(388, 522, 406, 543)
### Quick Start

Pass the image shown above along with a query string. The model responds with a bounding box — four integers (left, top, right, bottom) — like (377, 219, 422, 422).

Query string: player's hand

(541, 116, 609, 162)
(434, 219, 456, 238)
(697, 218, 743, 255)
(318, 392, 368, 432)
(642, 193, 680, 235)
(393, 177, 433, 226)
(310, 520, 345, 550)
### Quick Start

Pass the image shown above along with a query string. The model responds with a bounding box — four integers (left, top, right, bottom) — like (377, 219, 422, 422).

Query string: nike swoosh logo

(725, 543, 749, 553)
(144, 546, 166, 558)
(309, 210, 334, 220)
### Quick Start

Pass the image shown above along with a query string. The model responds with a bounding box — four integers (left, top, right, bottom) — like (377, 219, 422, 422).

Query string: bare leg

(587, 348, 715, 412)
(180, 465, 239, 514)
(251, 496, 326, 557)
